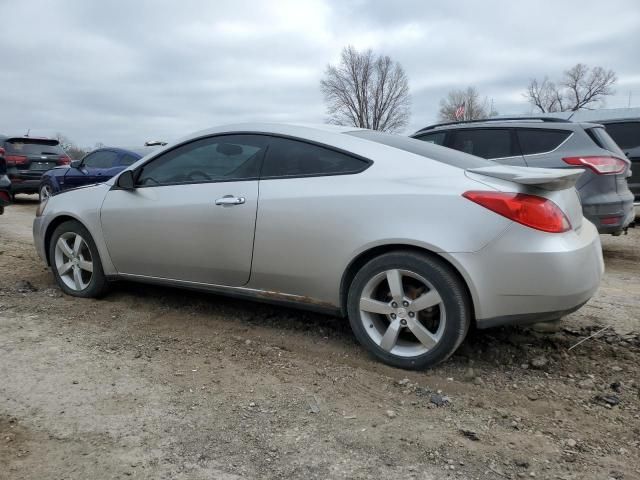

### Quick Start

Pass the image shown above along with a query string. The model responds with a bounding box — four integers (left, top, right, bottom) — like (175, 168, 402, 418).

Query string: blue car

(39, 146, 153, 201)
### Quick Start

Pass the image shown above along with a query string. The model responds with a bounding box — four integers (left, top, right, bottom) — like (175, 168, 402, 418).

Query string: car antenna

(25, 128, 30, 137)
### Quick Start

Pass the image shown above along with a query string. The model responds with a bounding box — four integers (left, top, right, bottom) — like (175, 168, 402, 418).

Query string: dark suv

(0, 146, 10, 213)
(412, 118, 634, 235)
(594, 118, 639, 208)
(0, 135, 70, 197)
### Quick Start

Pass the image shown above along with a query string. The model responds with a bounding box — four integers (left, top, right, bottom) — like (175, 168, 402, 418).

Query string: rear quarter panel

(248, 157, 512, 306)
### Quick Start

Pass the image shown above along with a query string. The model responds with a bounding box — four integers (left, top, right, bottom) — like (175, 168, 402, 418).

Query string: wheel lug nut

(391, 302, 398, 308)
(400, 319, 407, 326)
(390, 313, 397, 319)
(409, 312, 415, 318)
(403, 301, 409, 307)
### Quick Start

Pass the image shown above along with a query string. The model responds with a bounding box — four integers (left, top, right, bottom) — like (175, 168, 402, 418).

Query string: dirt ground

(1, 196, 638, 480)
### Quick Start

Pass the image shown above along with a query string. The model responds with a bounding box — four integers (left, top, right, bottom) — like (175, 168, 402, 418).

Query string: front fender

(37, 184, 117, 275)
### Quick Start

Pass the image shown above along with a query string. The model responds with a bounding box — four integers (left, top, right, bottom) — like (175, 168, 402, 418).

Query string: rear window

(586, 127, 625, 156)
(602, 122, 640, 150)
(516, 129, 571, 155)
(347, 130, 493, 169)
(5, 139, 65, 155)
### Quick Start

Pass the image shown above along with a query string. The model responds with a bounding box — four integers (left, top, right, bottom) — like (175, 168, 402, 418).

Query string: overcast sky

(1, 0, 639, 147)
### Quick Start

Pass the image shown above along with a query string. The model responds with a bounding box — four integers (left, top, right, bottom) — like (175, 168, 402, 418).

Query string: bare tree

(54, 133, 73, 151)
(438, 87, 496, 122)
(524, 64, 617, 113)
(55, 132, 88, 159)
(320, 46, 410, 132)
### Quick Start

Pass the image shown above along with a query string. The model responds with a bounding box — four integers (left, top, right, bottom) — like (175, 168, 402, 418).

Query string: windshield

(345, 130, 494, 169)
(5, 139, 65, 155)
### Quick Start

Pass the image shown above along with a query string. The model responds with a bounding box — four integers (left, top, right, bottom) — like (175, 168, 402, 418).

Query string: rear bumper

(8, 171, 41, 194)
(580, 188, 635, 234)
(448, 220, 603, 327)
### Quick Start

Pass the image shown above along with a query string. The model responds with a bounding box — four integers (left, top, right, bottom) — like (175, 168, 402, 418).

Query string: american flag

(454, 103, 465, 120)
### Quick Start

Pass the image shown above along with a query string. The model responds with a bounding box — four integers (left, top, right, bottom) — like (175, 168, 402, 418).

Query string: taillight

(0, 147, 5, 157)
(462, 191, 571, 233)
(58, 156, 71, 165)
(562, 156, 627, 174)
(5, 155, 28, 166)
(0, 191, 10, 203)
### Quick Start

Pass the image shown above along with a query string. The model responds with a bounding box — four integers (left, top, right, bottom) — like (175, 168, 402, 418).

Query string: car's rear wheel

(49, 220, 109, 298)
(347, 251, 470, 369)
(39, 183, 53, 202)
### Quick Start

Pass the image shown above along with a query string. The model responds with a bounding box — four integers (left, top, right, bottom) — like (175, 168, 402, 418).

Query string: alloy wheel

(54, 232, 93, 291)
(40, 185, 52, 202)
(358, 269, 445, 357)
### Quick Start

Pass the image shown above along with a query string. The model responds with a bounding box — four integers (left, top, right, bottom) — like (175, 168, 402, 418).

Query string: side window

(84, 151, 118, 168)
(261, 137, 368, 178)
(604, 122, 640, 150)
(517, 129, 571, 155)
(137, 135, 268, 186)
(119, 153, 140, 166)
(415, 132, 446, 145)
(450, 129, 513, 159)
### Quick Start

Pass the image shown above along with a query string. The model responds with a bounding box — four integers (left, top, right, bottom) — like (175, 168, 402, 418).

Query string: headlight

(36, 198, 48, 217)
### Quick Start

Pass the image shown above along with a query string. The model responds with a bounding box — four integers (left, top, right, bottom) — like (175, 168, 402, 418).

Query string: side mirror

(70, 160, 82, 169)
(116, 170, 136, 190)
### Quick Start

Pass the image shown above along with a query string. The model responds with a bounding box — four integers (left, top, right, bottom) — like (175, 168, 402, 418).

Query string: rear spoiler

(467, 165, 583, 191)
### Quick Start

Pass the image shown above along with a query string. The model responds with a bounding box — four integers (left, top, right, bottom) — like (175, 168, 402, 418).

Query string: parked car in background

(412, 118, 635, 235)
(39, 146, 154, 201)
(0, 146, 10, 214)
(33, 123, 604, 369)
(595, 118, 640, 209)
(0, 135, 70, 198)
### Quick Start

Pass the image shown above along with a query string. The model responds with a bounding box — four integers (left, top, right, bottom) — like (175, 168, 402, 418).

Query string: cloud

(0, 0, 638, 146)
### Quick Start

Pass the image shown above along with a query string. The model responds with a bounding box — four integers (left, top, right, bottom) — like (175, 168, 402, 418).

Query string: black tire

(48, 220, 109, 298)
(347, 251, 471, 370)
(39, 182, 53, 203)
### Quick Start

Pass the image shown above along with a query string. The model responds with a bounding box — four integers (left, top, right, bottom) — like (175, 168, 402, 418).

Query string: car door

(448, 128, 526, 166)
(249, 136, 371, 297)
(100, 134, 268, 286)
(63, 150, 119, 189)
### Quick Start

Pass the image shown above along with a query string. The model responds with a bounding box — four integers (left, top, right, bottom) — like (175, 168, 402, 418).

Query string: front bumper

(448, 220, 604, 328)
(33, 215, 48, 263)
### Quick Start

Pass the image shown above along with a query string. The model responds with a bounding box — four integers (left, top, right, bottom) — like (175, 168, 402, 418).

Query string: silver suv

(412, 117, 634, 234)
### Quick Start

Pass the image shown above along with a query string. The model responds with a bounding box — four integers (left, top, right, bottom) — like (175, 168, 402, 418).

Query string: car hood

(53, 182, 102, 196)
(43, 165, 72, 177)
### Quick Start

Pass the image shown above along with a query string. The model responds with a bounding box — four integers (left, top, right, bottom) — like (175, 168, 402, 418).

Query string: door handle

(215, 195, 245, 206)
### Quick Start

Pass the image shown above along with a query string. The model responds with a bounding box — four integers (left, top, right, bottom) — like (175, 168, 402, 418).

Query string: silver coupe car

(33, 123, 604, 369)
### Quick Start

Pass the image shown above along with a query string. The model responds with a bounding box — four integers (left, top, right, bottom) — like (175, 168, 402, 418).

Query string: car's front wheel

(49, 220, 109, 298)
(39, 183, 53, 202)
(347, 251, 471, 369)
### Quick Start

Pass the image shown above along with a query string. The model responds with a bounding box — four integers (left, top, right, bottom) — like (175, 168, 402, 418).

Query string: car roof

(187, 122, 364, 139)
(1, 136, 59, 143)
(413, 117, 602, 135)
(91, 146, 155, 157)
